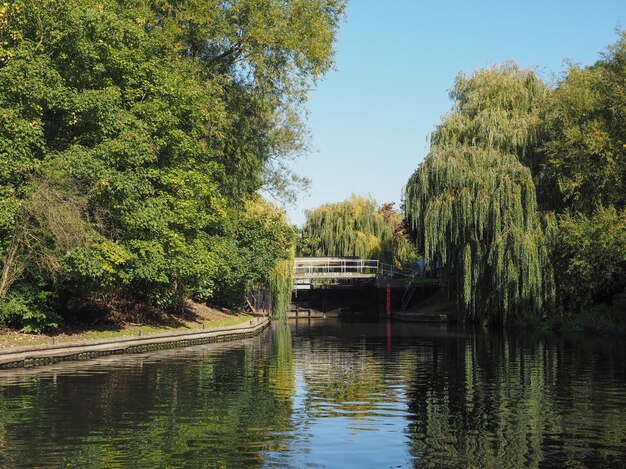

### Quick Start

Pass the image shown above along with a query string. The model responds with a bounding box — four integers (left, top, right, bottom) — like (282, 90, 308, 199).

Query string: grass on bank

(531, 303, 626, 335)
(409, 289, 626, 335)
(408, 290, 457, 316)
(0, 302, 254, 349)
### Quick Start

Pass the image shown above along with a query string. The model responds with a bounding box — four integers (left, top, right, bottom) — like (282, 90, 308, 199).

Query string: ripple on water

(0, 321, 625, 468)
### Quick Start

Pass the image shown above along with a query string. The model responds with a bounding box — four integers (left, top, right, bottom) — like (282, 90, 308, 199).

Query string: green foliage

(405, 35, 626, 329)
(0, 0, 343, 330)
(299, 195, 416, 267)
(268, 250, 295, 320)
(540, 33, 626, 214)
(534, 34, 626, 326)
(212, 198, 296, 309)
(405, 64, 555, 324)
(554, 206, 626, 312)
(541, 303, 626, 335)
(300, 195, 387, 259)
(378, 202, 419, 267)
(0, 287, 59, 333)
(432, 62, 548, 163)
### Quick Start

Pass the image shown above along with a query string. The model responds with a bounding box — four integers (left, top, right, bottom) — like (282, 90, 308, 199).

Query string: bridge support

(290, 283, 379, 319)
(290, 257, 442, 318)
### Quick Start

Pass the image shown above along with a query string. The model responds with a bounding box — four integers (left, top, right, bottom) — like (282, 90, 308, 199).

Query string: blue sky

(286, 0, 625, 226)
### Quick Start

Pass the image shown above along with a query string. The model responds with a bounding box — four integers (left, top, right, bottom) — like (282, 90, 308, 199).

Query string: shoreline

(0, 316, 270, 369)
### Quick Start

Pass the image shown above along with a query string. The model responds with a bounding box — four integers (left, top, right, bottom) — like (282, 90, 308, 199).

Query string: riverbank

(403, 288, 626, 334)
(528, 303, 626, 335)
(0, 316, 270, 369)
(0, 302, 254, 348)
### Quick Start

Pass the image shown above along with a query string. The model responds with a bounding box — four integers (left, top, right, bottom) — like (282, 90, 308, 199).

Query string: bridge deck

(294, 257, 379, 280)
(294, 272, 377, 280)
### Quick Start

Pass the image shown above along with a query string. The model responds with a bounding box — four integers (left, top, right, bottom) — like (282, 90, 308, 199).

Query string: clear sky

(284, 0, 625, 226)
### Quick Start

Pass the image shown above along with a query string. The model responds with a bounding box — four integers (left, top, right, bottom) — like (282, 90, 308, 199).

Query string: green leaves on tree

(0, 0, 345, 330)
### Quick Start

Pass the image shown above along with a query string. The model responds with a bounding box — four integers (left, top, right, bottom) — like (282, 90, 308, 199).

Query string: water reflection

(404, 327, 626, 468)
(0, 328, 296, 468)
(0, 320, 624, 468)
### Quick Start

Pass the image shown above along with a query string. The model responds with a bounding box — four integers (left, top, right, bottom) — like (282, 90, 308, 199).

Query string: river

(0, 319, 625, 468)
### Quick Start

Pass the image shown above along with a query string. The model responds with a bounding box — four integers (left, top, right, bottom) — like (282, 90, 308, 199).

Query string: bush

(0, 287, 60, 333)
(555, 206, 626, 312)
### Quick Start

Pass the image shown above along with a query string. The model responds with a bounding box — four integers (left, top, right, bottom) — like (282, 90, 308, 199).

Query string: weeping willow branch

(405, 63, 555, 324)
(268, 248, 294, 320)
(406, 145, 554, 323)
(299, 195, 415, 265)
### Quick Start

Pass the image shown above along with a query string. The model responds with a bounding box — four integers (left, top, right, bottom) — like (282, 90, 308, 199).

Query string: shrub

(0, 287, 60, 333)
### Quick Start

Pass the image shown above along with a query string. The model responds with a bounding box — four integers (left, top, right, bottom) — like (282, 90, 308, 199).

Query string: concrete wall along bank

(0, 317, 270, 369)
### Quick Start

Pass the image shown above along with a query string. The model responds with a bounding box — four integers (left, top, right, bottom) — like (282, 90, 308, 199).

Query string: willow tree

(299, 195, 414, 266)
(405, 64, 555, 324)
(267, 249, 295, 320)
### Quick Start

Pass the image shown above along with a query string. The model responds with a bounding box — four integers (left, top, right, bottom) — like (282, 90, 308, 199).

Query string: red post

(386, 283, 391, 316)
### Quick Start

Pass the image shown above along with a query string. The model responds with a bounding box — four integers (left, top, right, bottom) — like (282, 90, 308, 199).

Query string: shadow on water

(0, 319, 625, 467)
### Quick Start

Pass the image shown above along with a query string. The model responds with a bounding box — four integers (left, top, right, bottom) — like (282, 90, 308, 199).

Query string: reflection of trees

(0, 329, 296, 467)
(297, 329, 401, 419)
(405, 330, 626, 467)
(264, 324, 296, 455)
(268, 324, 295, 400)
(0, 322, 624, 467)
(300, 350, 386, 417)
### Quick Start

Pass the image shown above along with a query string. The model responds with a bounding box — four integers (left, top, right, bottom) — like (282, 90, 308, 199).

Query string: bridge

(294, 257, 380, 280)
(292, 257, 439, 314)
(293, 257, 415, 280)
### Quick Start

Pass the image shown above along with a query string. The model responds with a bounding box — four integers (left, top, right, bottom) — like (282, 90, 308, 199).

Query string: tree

(554, 206, 626, 312)
(539, 32, 626, 214)
(299, 195, 416, 267)
(0, 0, 344, 330)
(537, 33, 626, 319)
(405, 64, 555, 324)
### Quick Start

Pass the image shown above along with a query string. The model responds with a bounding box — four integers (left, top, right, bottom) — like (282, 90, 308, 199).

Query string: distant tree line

(405, 34, 626, 330)
(298, 195, 417, 268)
(0, 0, 346, 331)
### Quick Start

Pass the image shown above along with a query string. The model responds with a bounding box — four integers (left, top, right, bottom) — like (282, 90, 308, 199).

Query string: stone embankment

(0, 317, 270, 369)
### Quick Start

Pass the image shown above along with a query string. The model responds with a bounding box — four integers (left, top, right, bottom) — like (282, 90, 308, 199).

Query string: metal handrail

(379, 263, 414, 278)
(402, 278, 418, 311)
(293, 258, 379, 276)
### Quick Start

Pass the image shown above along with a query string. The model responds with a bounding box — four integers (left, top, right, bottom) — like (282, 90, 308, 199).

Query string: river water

(0, 319, 625, 468)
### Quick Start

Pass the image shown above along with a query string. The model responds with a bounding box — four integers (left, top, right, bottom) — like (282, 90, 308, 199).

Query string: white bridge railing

(293, 257, 436, 310)
(293, 257, 379, 279)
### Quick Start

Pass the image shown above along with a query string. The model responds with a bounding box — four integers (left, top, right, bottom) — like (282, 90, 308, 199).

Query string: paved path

(0, 317, 270, 369)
